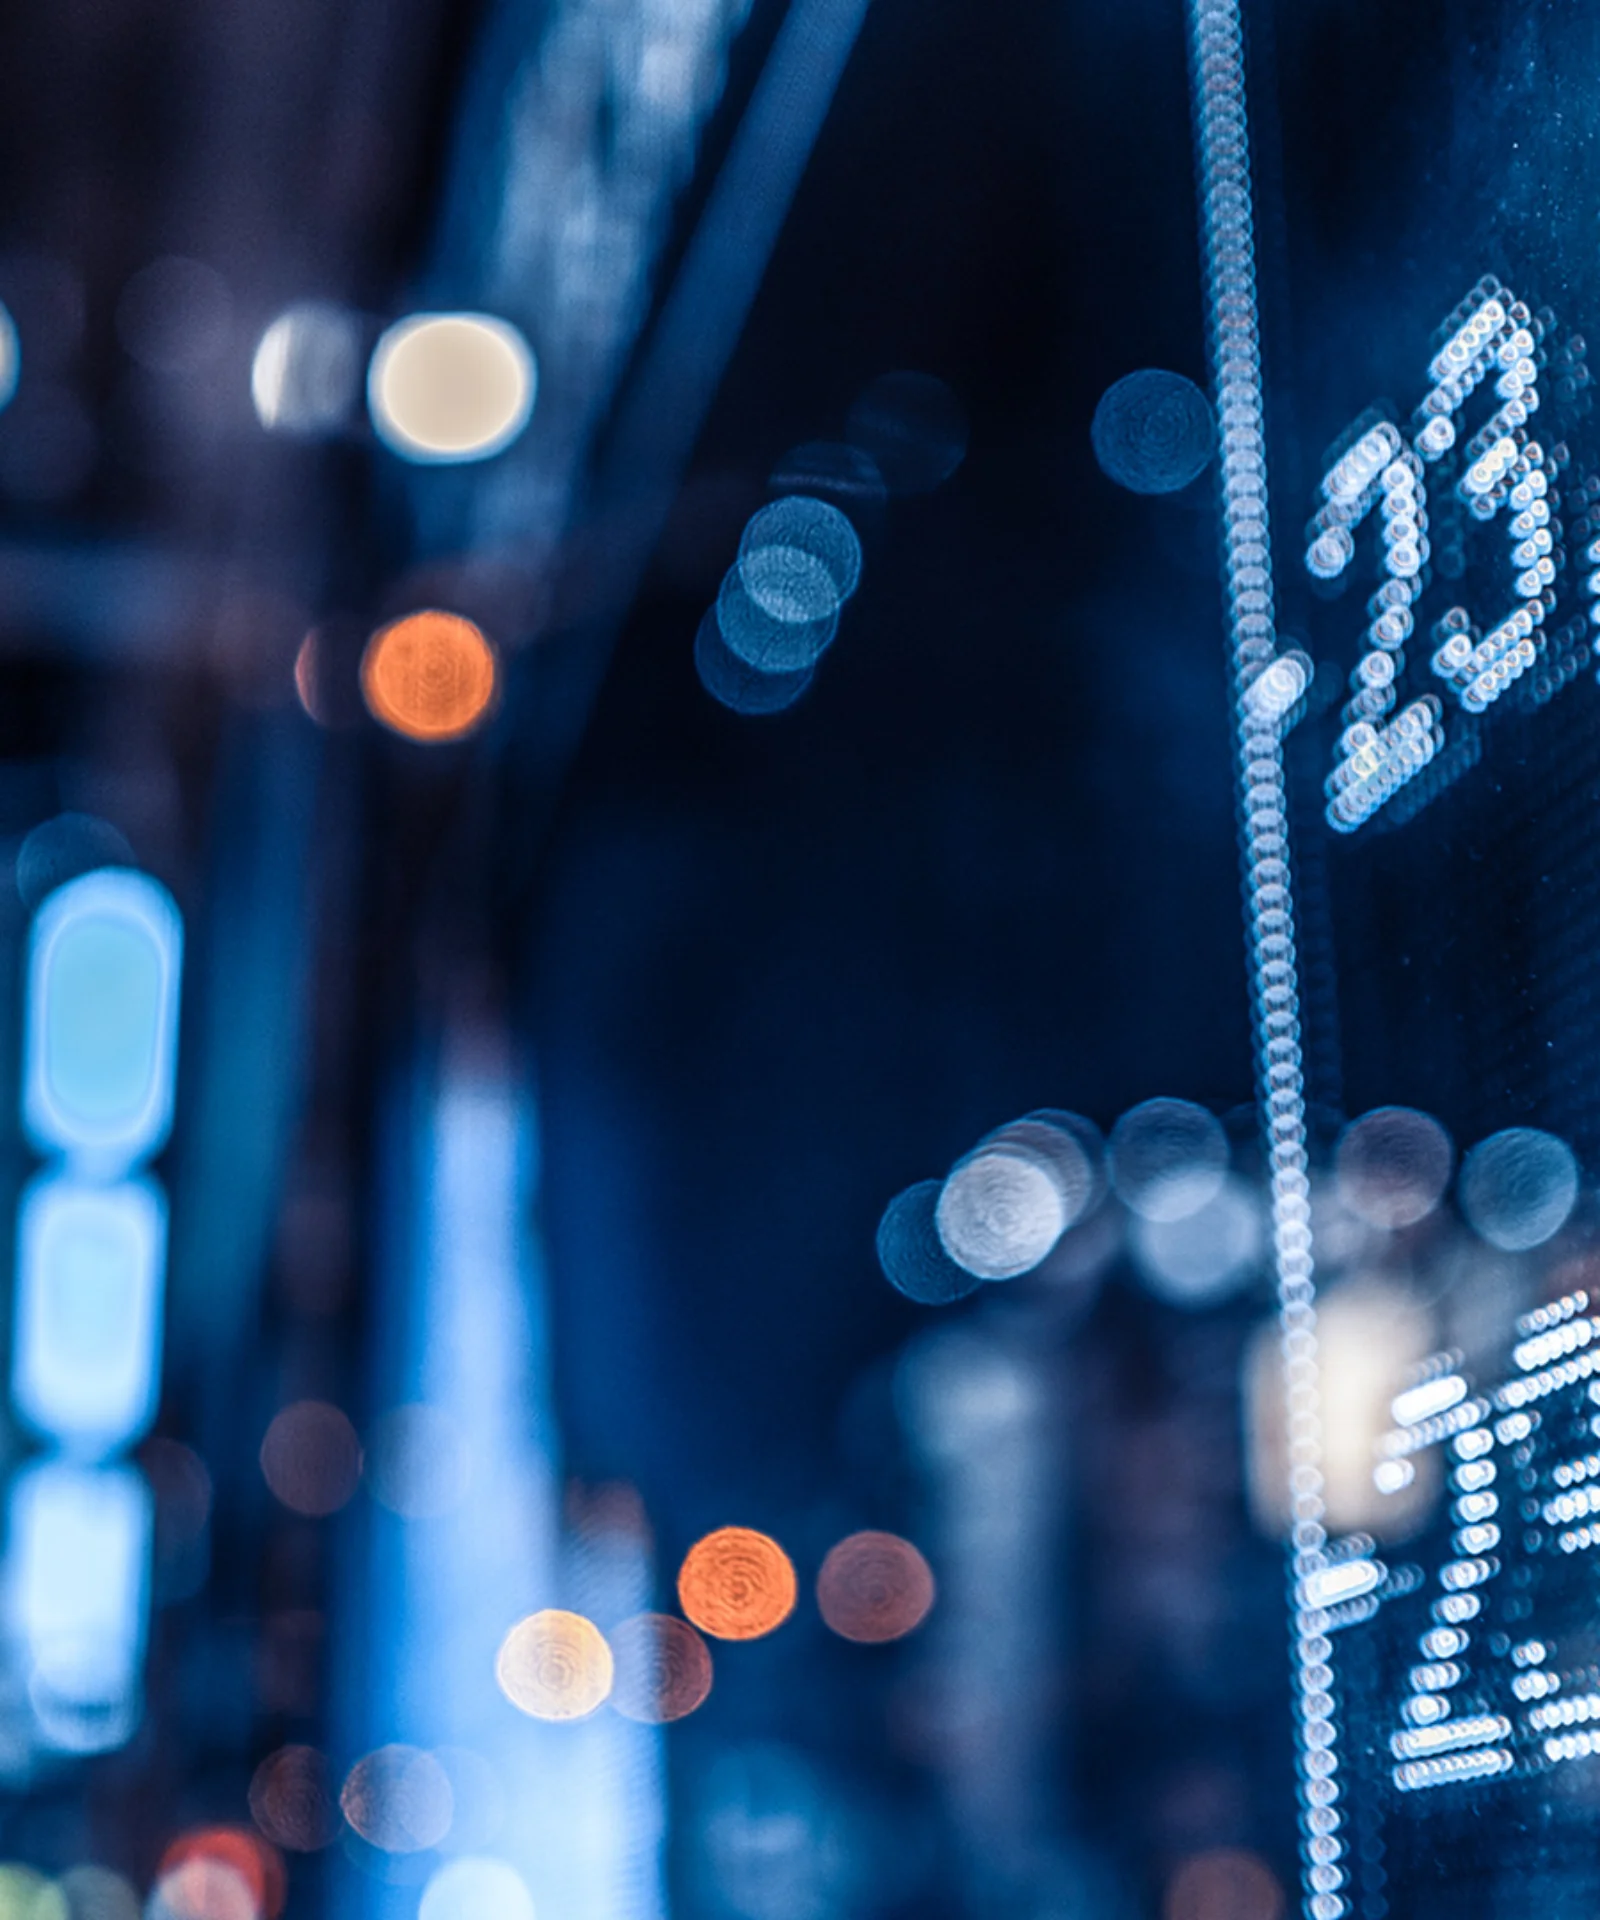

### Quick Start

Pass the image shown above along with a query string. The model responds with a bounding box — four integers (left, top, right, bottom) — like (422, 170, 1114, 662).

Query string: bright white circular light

(936, 1146, 1067, 1280)
(0, 303, 18, 415)
(252, 302, 361, 434)
(419, 1859, 534, 1920)
(368, 313, 536, 463)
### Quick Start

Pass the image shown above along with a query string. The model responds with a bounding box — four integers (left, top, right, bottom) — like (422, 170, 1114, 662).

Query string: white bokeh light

(1131, 1175, 1261, 1306)
(252, 302, 362, 434)
(936, 1145, 1067, 1281)
(367, 313, 536, 463)
(419, 1858, 535, 1920)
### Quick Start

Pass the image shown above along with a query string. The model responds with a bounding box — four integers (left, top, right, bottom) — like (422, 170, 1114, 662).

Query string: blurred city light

(367, 313, 536, 463)
(15, 818, 135, 913)
(418, 1859, 536, 1920)
(360, 611, 498, 742)
(608, 1612, 714, 1723)
(1163, 1847, 1284, 1920)
(937, 1143, 1067, 1280)
(1090, 368, 1216, 495)
(715, 566, 838, 674)
(694, 610, 814, 714)
(1107, 1097, 1228, 1222)
(677, 1527, 797, 1640)
(1458, 1126, 1579, 1250)
(0, 1866, 65, 1920)
(768, 443, 886, 518)
(153, 1833, 283, 1920)
(116, 257, 233, 375)
(0, 304, 18, 415)
(1129, 1174, 1261, 1306)
(247, 1745, 340, 1852)
(737, 496, 862, 622)
(24, 870, 183, 1168)
(59, 1868, 138, 1920)
(362, 1404, 472, 1519)
(1246, 1276, 1438, 1538)
(844, 372, 967, 493)
(494, 1609, 614, 1720)
(13, 1174, 166, 1454)
(876, 1180, 983, 1304)
(6, 1461, 150, 1752)
(937, 1115, 1097, 1281)
(258, 1402, 362, 1517)
(815, 1531, 934, 1643)
(250, 304, 363, 434)
(340, 1745, 455, 1851)
(1335, 1105, 1454, 1229)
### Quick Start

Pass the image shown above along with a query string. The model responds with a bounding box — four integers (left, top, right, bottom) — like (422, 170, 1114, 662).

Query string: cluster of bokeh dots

(695, 372, 966, 715)
(878, 1097, 1593, 1310)
(877, 1099, 1262, 1310)
(491, 1523, 935, 1727)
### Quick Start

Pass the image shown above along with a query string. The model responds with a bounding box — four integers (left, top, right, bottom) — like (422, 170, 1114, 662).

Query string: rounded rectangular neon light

(12, 1173, 166, 1455)
(23, 869, 183, 1166)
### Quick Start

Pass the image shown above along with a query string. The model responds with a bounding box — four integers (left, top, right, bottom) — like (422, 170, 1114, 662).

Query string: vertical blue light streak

(1183, 5, 1336, 1916)
(336, 1054, 666, 1920)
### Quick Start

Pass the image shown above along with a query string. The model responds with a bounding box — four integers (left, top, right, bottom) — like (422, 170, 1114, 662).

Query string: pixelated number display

(1307, 278, 1596, 833)
(1331, 1289, 1600, 1811)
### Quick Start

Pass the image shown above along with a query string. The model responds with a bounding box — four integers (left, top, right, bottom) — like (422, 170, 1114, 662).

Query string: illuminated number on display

(1309, 278, 1591, 833)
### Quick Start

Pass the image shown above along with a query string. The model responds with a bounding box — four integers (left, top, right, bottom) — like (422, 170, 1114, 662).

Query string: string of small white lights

(1183, 4, 1340, 1916)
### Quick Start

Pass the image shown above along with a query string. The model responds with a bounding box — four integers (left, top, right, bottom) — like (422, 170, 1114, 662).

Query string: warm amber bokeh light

(248, 1744, 339, 1852)
(816, 1530, 936, 1643)
(360, 611, 496, 742)
(1164, 1849, 1284, 1920)
(677, 1526, 797, 1641)
(608, 1612, 713, 1723)
(259, 1401, 362, 1517)
(495, 1609, 613, 1720)
(339, 1745, 453, 1853)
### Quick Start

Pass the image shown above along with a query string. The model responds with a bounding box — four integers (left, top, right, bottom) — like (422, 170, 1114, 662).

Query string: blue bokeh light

(738, 496, 862, 623)
(877, 1180, 982, 1305)
(715, 566, 838, 675)
(1090, 369, 1216, 495)
(24, 868, 183, 1167)
(13, 1174, 166, 1455)
(695, 611, 813, 715)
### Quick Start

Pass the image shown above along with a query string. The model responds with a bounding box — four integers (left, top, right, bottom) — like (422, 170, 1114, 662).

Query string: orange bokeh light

(495, 1609, 613, 1721)
(157, 1828, 285, 1920)
(677, 1526, 796, 1641)
(1164, 1849, 1284, 1920)
(816, 1530, 936, 1643)
(360, 610, 496, 742)
(608, 1612, 714, 1723)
